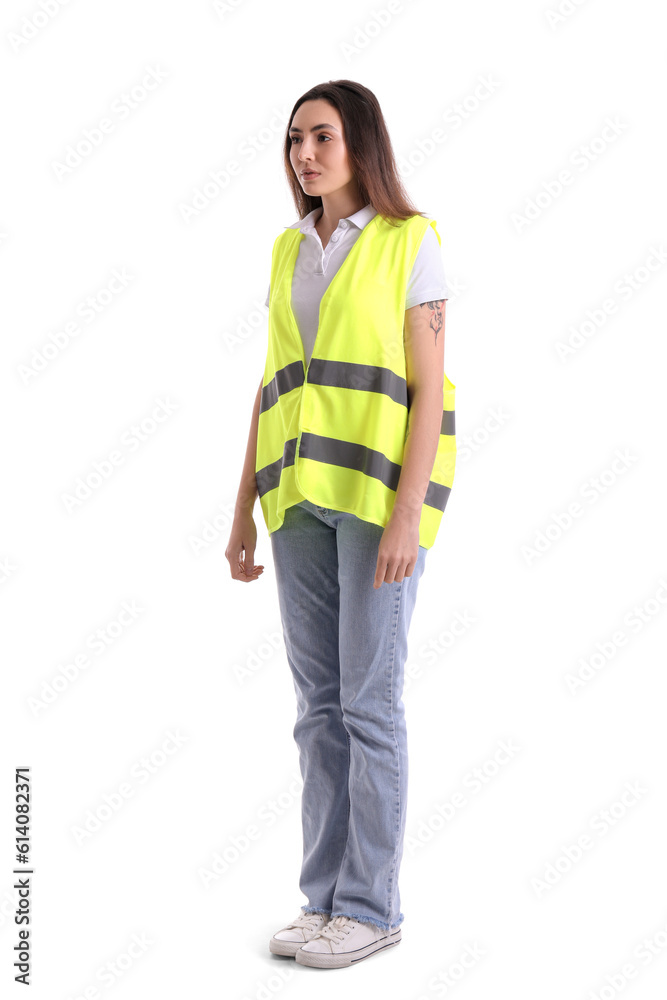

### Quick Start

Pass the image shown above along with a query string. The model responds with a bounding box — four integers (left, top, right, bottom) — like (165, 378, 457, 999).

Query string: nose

(297, 139, 315, 161)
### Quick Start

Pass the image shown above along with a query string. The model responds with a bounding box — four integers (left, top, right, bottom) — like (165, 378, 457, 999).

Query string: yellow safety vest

(255, 212, 456, 549)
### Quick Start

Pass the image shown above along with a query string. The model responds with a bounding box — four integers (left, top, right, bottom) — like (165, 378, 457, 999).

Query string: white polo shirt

(266, 203, 448, 368)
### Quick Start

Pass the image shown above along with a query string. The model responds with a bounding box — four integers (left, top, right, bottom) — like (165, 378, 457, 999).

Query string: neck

(317, 188, 366, 231)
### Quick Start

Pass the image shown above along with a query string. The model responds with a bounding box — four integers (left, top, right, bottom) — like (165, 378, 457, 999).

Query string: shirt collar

(285, 203, 377, 232)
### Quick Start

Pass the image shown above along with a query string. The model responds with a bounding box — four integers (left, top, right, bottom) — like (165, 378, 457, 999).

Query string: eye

(289, 134, 332, 144)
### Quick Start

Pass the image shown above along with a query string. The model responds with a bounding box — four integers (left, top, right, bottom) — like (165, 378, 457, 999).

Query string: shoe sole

(294, 927, 401, 968)
(269, 937, 304, 957)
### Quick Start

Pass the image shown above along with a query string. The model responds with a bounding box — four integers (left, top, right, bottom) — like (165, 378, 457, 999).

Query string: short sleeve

(265, 283, 270, 309)
(405, 224, 449, 310)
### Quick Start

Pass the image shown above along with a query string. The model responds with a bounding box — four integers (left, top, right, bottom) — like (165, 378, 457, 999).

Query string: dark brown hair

(283, 80, 425, 227)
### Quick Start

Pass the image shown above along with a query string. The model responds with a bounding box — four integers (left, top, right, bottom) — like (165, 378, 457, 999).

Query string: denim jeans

(269, 497, 427, 931)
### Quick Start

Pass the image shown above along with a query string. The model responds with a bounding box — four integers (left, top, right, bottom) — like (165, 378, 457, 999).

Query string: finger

(241, 564, 264, 576)
(373, 554, 388, 589)
(393, 559, 411, 583)
(240, 547, 254, 575)
(384, 558, 402, 585)
(236, 560, 264, 582)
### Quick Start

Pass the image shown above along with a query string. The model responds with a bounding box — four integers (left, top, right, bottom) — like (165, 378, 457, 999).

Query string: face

(288, 99, 358, 199)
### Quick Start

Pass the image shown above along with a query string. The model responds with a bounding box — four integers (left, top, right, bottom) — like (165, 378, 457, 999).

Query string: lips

(301, 171, 319, 178)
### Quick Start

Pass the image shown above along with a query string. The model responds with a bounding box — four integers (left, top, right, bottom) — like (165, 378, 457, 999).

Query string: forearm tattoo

(419, 299, 445, 345)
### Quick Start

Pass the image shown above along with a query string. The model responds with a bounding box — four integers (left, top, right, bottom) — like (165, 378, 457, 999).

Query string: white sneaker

(269, 908, 331, 956)
(295, 914, 402, 968)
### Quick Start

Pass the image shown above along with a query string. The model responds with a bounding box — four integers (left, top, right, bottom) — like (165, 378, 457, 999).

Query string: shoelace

(313, 915, 356, 943)
(287, 911, 326, 933)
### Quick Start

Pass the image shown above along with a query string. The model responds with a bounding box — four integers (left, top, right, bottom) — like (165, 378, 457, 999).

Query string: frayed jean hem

(330, 909, 404, 931)
(301, 905, 332, 916)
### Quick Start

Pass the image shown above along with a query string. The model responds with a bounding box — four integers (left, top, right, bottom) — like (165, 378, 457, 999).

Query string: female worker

(225, 79, 456, 970)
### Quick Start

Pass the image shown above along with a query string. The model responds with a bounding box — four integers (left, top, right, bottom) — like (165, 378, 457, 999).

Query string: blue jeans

(269, 497, 427, 931)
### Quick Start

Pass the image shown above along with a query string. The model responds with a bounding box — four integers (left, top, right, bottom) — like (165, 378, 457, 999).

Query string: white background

(1, 0, 666, 997)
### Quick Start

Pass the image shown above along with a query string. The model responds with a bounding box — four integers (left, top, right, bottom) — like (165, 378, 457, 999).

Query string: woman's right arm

(225, 375, 265, 582)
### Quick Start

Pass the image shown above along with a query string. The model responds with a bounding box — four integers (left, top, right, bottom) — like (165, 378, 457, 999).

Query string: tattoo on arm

(418, 299, 445, 345)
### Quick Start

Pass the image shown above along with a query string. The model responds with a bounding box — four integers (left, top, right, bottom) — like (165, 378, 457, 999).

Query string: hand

(225, 509, 265, 583)
(373, 507, 420, 589)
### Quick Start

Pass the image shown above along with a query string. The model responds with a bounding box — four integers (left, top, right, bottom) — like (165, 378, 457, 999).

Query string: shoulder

(374, 213, 435, 247)
(407, 212, 437, 230)
(271, 226, 300, 254)
(376, 212, 433, 230)
(403, 214, 439, 247)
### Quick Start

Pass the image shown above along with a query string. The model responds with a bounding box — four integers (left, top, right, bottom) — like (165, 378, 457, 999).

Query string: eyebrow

(289, 123, 339, 133)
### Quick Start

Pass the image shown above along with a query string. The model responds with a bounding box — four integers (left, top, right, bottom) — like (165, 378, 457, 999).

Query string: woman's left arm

(373, 298, 446, 588)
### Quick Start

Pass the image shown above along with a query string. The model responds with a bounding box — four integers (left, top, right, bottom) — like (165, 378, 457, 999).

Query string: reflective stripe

(261, 357, 454, 435)
(299, 431, 402, 492)
(300, 433, 451, 512)
(307, 358, 408, 406)
(256, 432, 451, 513)
(255, 431, 450, 511)
(424, 479, 451, 512)
(255, 437, 297, 497)
(441, 410, 455, 435)
(260, 361, 304, 414)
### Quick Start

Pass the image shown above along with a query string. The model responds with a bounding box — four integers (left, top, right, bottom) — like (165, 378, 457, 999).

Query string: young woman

(226, 79, 456, 970)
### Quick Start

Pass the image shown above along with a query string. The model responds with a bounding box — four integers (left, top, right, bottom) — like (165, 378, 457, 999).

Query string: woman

(225, 79, 456, 970)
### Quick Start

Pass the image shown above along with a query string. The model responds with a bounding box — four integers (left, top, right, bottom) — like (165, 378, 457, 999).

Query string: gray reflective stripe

(256, 433, 451, 512)
(255, 438, 297, 497)
(299, 431, 402, 491)
(307, 358, 408, 407)
(299, 432, 451, 512)
(424, 480, 451, 512)
(441, 410, 455, 435)
(259, 361, 304, 414)
(261, 359, 455, 434)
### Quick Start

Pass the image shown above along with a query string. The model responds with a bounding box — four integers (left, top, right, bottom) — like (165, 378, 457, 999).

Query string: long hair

(283, 80, 425, 227)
